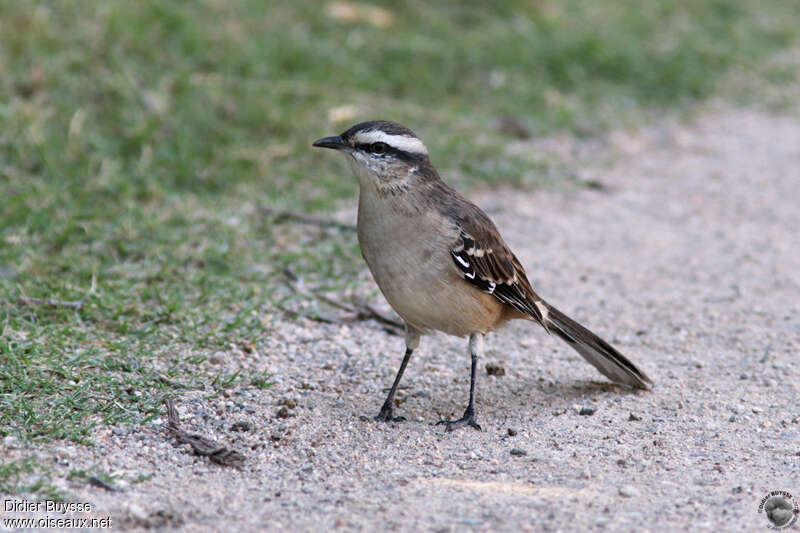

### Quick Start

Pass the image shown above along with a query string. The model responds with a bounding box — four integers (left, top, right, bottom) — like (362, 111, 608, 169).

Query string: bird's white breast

(356, 183, 490, 336)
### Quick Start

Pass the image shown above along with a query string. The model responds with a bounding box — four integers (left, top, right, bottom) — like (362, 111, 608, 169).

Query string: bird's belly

(360, 240, 502, 337)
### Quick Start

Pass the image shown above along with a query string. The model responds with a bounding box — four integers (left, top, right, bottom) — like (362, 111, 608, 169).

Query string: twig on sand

(275, 303, 339, 325)
(348, 301, 404, 332)
(164, 400, 245, 468)
(88, 476, 118, 492)
(261, 206, 355, 232)
(281, 273, 404, 334)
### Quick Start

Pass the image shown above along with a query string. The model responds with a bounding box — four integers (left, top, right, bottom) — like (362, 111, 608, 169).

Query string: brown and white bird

(313, 121, 652, 431)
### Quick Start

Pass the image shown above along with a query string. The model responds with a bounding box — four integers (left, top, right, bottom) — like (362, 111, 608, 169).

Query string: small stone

(53, 446, 73, 460)
(731, 486, 743, 494)
(279, 398, 297, 409)
(128, 503, 149, 521)
(751, 407, 763, 414)
(3, 436, 21, 449)
(230, 421, 254, 432)
(619, 485, 639, 498)
(510, 448, 527, 457)
(579, 406, 597, 416)
(275, 406, 293, 419)
(628, 412, 642, 421)
(507, 428, 518, 437)
(485, 363, 505, 376)
(728, 415, 736, 422)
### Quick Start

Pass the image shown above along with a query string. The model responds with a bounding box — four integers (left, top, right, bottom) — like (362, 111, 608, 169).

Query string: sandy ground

(3, 106, 800, 532)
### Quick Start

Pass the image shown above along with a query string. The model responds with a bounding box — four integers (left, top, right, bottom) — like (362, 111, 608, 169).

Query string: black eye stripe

(355, 142, 389, 153)
(348, 141, 428, 165)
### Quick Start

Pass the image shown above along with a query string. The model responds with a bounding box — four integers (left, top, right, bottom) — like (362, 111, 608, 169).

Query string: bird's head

(313, 120, 433, 191)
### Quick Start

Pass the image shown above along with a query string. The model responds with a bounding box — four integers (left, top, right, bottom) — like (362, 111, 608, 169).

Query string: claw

(436, 412, 482, 432)
(374, 404, 405, 423)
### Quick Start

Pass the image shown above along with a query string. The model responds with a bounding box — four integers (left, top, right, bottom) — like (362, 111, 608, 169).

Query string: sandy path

(4, 107, 799, 532)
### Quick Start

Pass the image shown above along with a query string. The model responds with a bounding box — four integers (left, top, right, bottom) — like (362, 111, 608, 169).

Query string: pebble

(3, 435, 21, 449)
(510, 448, 527, 457)
(275, 407, 294, 419)
(579, 406, 597, 416)
(128, 503, 149, 521)
(628, 412, 642, 421)
(751, 407, 763, 414)
(619, 485, 639, 498)
(230, 421, 254, 432)
(485, 363, 505, 376)
(507, 428, 517, 436)
(279, 398, 297, 409)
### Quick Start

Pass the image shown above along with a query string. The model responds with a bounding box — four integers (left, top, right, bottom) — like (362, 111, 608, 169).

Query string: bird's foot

(374, 402, 406, 423)
(436, 409, 481, 432)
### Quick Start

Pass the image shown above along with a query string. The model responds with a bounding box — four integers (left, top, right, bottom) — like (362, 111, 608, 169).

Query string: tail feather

(543, 303, 653, 389)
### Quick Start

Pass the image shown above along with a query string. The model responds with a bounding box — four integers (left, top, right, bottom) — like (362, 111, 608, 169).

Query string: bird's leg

(375, 325, 420, 423)
(437, 333, 483, 431)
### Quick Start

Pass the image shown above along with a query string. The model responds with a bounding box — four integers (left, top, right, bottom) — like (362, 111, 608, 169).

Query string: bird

(313, 120, 652, 431)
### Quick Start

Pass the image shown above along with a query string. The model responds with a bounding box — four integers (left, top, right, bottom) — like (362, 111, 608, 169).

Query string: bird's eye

(370, 142, 387, 154)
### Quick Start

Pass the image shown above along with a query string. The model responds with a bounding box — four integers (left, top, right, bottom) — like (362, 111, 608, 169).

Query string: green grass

(0, 458, 64, 501)
(1, 0, 799, 457)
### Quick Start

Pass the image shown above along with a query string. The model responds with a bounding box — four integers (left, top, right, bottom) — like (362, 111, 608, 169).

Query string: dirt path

(4, 107, 799, 532)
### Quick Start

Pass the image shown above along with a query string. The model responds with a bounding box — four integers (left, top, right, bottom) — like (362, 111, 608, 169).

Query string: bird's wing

(449, 221, 548, 328)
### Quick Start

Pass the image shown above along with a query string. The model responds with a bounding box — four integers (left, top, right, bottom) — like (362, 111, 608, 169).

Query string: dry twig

(164, 400, 245, 468)
(280, 273, 404, 334)
(261, 206, 355, 231)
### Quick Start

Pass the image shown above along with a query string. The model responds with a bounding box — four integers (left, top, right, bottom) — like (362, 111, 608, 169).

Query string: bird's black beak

(312, 135, 348, 150)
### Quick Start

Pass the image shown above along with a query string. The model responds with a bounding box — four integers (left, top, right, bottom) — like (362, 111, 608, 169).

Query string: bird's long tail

(542, 302, 653, 389)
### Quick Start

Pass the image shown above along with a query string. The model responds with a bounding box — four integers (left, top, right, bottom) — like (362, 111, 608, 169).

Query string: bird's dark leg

(437, 333, 483, 431)
(375, 326, 420, 423)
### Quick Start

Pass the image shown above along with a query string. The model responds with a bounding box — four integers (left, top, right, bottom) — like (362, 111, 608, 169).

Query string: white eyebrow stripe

(352, 130, 428, 155)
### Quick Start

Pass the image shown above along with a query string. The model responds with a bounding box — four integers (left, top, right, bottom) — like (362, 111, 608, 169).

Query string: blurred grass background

(1, 0, 799, 450)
